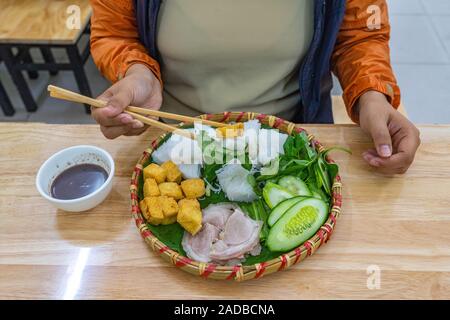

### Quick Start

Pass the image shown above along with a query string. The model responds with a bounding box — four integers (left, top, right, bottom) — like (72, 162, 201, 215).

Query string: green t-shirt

(157, 0, 314, 120)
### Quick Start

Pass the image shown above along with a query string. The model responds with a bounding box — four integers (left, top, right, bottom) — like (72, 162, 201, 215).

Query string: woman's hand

(92, 64, 163, 139)
(357, 91, 421, 174)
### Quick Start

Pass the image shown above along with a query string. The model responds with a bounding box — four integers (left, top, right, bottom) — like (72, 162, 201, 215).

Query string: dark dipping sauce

(50, 164, 108, 200)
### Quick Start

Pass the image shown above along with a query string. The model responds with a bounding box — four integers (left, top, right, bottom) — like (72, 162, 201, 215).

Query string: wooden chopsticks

(47, 85, 227, 139)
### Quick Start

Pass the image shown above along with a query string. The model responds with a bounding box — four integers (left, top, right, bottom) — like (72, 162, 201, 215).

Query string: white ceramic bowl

(36, 145, 115, 212)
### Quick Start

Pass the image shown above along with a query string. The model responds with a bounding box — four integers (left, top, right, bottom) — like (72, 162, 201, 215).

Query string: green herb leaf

(242, 246, 281, 265)
(239, 199, 270, 242)
(147, 223, 186, 255)
(198, 190, 229, 209)
(260, 157, 280, 176)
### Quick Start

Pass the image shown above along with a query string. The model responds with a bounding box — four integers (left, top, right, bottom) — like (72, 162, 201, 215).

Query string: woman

(90, 0, 420, 174)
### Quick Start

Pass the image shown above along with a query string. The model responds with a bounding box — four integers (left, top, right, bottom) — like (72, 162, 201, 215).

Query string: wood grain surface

(0, 0, 91, 44)
(0, 123, 449, 300)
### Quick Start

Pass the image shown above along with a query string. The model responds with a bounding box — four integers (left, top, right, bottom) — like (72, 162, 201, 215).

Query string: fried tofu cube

(143, 178, 160, 197)
(161, 215, 177, 225)
(139, 197, 164, 225)
(159, 196, 179, 218)
(177, 199, 202, 235)
(143, 163, 167, 184)
(216, 123, 244, 138)
(159, 182, 184, 200)
(180, 178, 206, 199)
(161, 161, 182, 183)
(178, 198, 200, 210)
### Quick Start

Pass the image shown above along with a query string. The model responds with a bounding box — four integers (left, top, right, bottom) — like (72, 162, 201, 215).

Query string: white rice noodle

(169, 137, 203, 165)
(194, 122, 216, 139)
(244, 120, 260, 164)
(204, 178, 222, 194)
(194, 120, 264, 159)
(257, 129, 288, 166)
(178, 164, 201, 179)
(152, 129, 203, 166)
(244, 119, 261, 140)
(216, 161, 257, 203)
(151, 135, 180, 165)
(153, 121, 289, 180)
(279, 131, 288, 154)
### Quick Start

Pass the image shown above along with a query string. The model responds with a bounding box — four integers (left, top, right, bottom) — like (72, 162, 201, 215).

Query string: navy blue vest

(134, 0, 346, 123)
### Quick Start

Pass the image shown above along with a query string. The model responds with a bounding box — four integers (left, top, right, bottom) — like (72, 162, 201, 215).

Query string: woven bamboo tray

(130, 112, 342, 281)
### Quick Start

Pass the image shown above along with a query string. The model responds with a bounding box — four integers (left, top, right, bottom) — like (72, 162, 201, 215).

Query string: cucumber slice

(278, 176, 312, 197)
(307, 183, 329, 202)
(262, 182, 294, 209)
(267, 198, 328, 252)
(268, 196, 305, 227)
(312, 191, 322, 199)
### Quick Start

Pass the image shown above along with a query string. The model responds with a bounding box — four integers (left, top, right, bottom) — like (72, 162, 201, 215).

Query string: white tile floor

(1, 0, 449, 124)
(388, 0, 450, 124)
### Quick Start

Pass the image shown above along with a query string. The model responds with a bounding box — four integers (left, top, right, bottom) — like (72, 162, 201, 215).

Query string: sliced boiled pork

(202, 203, 236, 228)
(182, 223, 221, 263)
(182, 203, 262, 264)
(210, 209, 262, 263)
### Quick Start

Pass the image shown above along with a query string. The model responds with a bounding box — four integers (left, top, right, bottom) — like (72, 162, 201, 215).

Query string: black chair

(0, 76, 14, 116)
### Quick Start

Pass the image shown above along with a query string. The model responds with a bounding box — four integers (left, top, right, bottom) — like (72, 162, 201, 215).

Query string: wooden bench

(332, 95, 409, 124)
(0, 0, 92, 115)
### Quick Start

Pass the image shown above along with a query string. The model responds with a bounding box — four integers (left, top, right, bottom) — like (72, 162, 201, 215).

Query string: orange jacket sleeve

(332, 0, 401, 123)
(90, 0, 162, 84)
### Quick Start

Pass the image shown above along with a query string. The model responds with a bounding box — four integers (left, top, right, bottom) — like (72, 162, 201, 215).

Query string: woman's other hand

(92, 64, 163, 139)
(357, 91, 421, 174)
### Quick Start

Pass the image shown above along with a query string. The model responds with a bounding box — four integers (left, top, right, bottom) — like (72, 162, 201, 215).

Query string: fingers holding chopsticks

(99, 122, 147, 139)
(50, 65, 223, 140)
(94, 89, 141, 124)
(50, 65, 219, 140)
(91, 64, 163, 139)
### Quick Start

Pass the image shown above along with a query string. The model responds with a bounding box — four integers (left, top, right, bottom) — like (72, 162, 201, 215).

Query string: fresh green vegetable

(307, 182, 329, 202)
(258, 132, 350, 199)
(239, 199, 270, 242)
(312, 191, 322, 200)
(137, 126, 347, 261)
(256, 132, 317, 182)
(262, 182, 294, 208)
(147, 223, 186, 255)
(278, 176, 312, 197)
(202, 163, 223, 185)
(200, 130, 255, 190)
(267, 196, 305, 227)
(198, 190, 228, 209)
(242, 245, 281, 265)
(283, 131, 317, 161)
(260, 157, 280, 176)
(199, 131, 223, 186)
(311, 147, 351, 196)
(267, 198, 328, 252)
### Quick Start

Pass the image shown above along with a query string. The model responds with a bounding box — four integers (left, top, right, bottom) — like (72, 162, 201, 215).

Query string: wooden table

(0, 0, 91, 44)
(0, 123, 449, 300)
(0, 0, 92, 115)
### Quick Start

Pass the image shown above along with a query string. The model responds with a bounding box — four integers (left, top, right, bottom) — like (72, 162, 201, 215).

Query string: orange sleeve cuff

(117, 52, 163, 88)
(343, 76, 401, 123)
